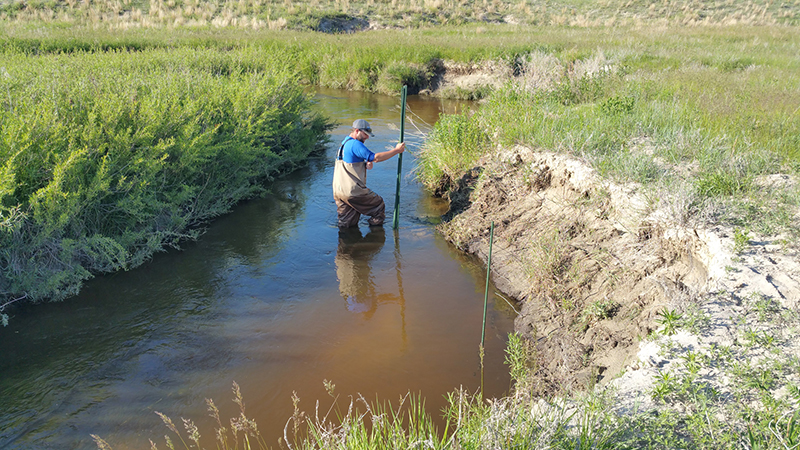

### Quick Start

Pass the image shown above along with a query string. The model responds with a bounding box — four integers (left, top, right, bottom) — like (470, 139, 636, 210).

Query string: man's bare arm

(373, 142, 406, 163)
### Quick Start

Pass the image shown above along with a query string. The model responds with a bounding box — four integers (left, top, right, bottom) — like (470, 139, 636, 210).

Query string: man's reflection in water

(335, 227, 386, 318)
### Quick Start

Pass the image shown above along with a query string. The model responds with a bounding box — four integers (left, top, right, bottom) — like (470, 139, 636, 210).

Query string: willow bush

(0, 47, 331, 308)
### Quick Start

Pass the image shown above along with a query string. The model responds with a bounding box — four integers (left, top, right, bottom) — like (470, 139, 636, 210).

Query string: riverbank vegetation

(0, 47, 331, 318)
(6, 23, 796, 313)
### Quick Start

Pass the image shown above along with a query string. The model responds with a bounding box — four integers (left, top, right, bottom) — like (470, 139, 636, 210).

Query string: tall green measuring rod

(391, 85, 408, 230)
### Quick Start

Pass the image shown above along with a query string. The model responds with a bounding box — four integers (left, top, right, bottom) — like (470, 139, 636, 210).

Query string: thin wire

(494, 290, 520, 315)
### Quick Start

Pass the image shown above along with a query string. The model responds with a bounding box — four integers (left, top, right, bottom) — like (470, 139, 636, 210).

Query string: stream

(0, 88, 515, 449)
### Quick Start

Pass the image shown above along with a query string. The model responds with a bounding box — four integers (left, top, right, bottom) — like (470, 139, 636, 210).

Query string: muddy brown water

(0, 88, 515, 449)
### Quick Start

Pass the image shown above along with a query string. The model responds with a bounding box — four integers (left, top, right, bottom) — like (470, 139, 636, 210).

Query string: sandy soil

(611, 222, 800, 415)
(433, 145, 800, 406)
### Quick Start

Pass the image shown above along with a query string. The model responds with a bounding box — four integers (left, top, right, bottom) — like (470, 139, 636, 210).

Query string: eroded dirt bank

(435, 145, 735, 395)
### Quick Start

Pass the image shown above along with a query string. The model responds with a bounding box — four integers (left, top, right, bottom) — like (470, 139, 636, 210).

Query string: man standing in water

(332, 119, 405, 228)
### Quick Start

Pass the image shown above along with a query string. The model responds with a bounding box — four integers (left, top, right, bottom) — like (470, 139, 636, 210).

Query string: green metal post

(480, 221, 495, 399)
(392, 85, 407, 230)
(481, 221, 495, 347)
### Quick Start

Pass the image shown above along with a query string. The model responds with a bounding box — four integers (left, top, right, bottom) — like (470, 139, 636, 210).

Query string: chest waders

(332, 137, 386, 227)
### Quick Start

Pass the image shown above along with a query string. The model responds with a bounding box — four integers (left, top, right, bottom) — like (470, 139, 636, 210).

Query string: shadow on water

(0, 89, 514, 449)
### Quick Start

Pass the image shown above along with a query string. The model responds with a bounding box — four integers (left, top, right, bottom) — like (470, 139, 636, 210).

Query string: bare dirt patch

(425, 60, 513, 98)
(610, 226, 800, 417)
(424, 53, 613, 99)
(435, 146, 735, 396)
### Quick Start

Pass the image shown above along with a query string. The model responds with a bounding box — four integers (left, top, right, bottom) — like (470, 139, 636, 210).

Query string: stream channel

(0, 88, 516, 449)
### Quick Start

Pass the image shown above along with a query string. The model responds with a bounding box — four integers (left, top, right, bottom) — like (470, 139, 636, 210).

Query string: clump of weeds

(655, 308, 683, 336)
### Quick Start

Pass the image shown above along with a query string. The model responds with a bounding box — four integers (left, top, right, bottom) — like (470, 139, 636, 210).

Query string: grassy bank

(0, 47, 330, 318)
(418, 25, 800, 239)
(0, 25, 563, 96)
(0, 25, 536, 96)
(4, 24, 800, 101)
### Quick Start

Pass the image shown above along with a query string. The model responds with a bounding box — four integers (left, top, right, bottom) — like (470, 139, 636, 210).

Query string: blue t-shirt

(338, 137, 375, 163)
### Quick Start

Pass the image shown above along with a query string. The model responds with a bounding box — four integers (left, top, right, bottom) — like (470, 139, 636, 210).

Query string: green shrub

(600, 95, 635, 115)
(0, 48, 331, 306)
(416, 109, 488, 193)
(376, 62, 429, 95)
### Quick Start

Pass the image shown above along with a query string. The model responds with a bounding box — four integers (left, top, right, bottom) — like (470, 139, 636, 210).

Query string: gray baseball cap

(352, 119, 375, 137)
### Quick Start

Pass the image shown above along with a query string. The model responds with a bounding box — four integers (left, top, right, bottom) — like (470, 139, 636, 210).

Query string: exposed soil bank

(433, 145, 749, 396)
(420, 60, 513, 99)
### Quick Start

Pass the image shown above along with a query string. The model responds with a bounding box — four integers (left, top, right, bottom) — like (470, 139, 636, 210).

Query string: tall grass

(0, 47, 330, 309)
(414, 109, 489, 193)
(294, 393, 445, 450)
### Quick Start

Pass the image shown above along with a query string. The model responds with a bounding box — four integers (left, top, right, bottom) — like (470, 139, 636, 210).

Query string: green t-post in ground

(392, 85, 407, 230)
(480, 221, 495, 399)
